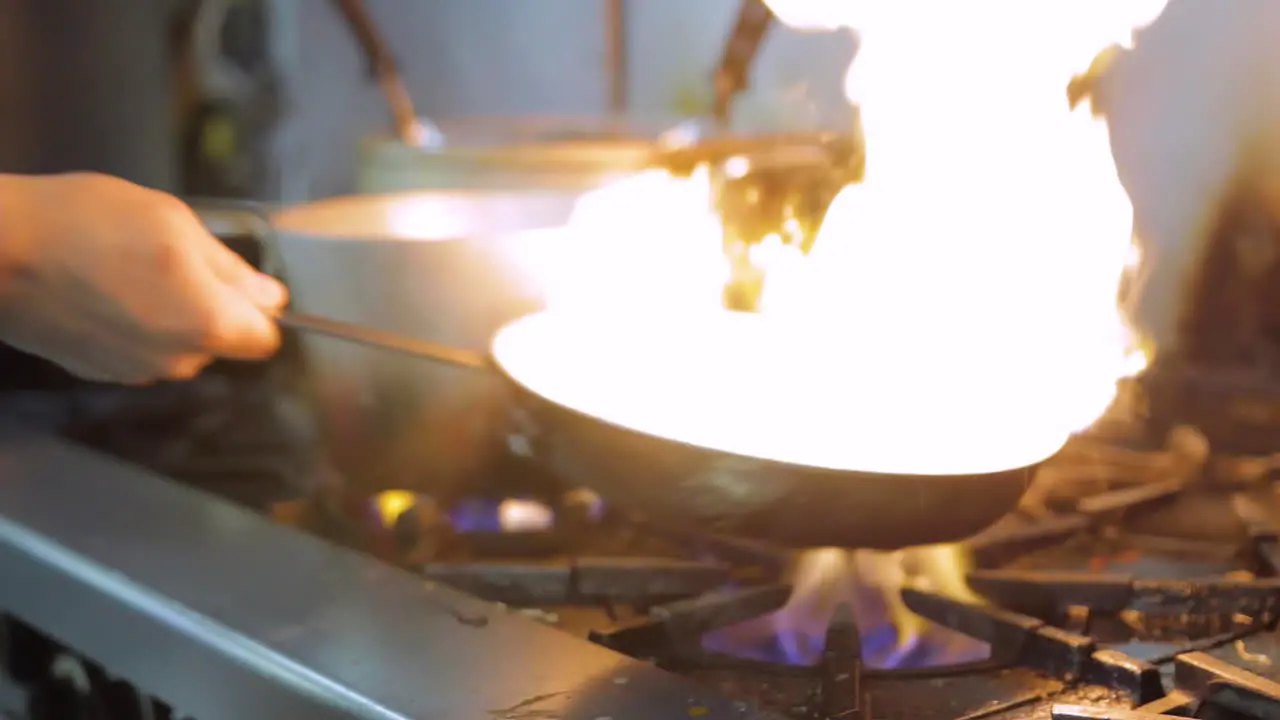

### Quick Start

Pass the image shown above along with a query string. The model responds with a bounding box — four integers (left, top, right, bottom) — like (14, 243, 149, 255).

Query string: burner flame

(375, 492, 556, 534)
(705, 546, 989, 669)
(449, 497, 555, 533)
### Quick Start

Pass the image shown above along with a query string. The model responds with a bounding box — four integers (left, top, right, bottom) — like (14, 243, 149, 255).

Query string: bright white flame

(502, 3, 1170, 479)
(493, 309, 1068, 473)
(506, 2, 1171, 476)
(786, 546, 986, 662)
(752, 0, 1169, 437)
(529, 167, 729, 316)
(703, 545, 989, 667)
(496, 0, 1174, 658)
(753, 0, 1168, 660)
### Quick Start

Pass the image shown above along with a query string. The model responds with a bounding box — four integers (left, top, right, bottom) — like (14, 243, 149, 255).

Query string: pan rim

(491, 309, 1071, 477)
(270, 190, 579, 243)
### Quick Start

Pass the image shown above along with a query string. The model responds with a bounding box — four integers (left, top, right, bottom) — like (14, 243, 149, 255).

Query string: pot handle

(188, 200, 284, 279)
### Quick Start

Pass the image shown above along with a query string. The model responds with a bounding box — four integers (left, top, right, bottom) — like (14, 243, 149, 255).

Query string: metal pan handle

(189, 201, 488, 371)
(277, 312, 489, 371)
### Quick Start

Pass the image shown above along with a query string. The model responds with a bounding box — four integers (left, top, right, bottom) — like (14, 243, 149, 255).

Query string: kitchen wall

(275, 0, 857, 200)
(0, 0, 175, 190)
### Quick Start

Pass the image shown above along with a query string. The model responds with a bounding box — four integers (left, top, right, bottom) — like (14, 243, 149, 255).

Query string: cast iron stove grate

(378, 444, 1280, 720)
(7, 371, 1280, 719)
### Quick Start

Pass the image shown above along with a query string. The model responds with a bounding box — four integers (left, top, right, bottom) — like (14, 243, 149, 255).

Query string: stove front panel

(0, 433, 780, 720)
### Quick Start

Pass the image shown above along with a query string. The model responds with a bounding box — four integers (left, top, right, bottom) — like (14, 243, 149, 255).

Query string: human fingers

(147, 202, 284, 360)
(53, 337, 212, 385)
(65, 313, 216, 381)
(0, 293, 176, 385)
(194, 279, 283, 361)
(163, 242, 282, 361)
(198, 233, 289, 311)
(159, 352, 217, 381)
(150, 192, 288, 312)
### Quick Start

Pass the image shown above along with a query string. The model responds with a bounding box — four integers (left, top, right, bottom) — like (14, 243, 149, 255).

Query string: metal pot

(356, 117, 662, 195)
(204, 191, 578, 497)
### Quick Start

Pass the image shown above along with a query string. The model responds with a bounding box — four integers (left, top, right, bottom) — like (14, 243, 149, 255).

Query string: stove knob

(27, 653, 106, 720)
(100, 675, 158, 720)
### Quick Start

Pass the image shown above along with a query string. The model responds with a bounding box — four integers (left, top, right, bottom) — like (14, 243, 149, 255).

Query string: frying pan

(281, 311, 1057, 549)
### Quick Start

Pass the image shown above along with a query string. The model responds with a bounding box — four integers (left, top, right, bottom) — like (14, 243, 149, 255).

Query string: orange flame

(757, 0, 1169, 660)
(507, 5, 1170, 476)
(503, 0, 1174, 662)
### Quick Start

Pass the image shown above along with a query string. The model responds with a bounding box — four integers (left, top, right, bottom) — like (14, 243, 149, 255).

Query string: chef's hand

(0, 172, 287, 384)
(1084, 0, 1280, 359)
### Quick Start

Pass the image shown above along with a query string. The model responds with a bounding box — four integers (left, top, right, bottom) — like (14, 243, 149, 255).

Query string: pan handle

(188, 201, 490, 372)
(277, 312, 489, 371)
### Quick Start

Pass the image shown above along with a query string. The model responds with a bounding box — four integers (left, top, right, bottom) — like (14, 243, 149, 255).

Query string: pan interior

(491, 310, 1073, 475)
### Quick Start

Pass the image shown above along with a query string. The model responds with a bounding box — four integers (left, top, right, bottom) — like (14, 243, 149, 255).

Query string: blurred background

(0, 0, 871, 510)
(0, 0, 857, 202)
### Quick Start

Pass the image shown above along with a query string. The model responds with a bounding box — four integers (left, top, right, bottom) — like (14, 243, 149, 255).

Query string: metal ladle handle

(278, 312, 489, 371)
(331, 0, 428, 146)
(713, 0, 777, 125)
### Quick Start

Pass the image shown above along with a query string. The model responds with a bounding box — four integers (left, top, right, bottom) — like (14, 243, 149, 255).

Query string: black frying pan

(281, 311, 1055, 549)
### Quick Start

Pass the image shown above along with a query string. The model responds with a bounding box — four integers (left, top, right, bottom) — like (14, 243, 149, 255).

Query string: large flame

(758, 0, 1169, 664)
(510, 3, 1169, 476)
(504, 0, 1172, 665)
(519, 166, 729, 315)
(755, 2, 1166, 437)
(764, 0, 1169, 665)
(704, 545, 990, 667)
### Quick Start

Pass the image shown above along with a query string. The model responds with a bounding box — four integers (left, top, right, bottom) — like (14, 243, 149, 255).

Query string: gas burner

(6, 431, 1280, 719)
(10, 354, 1280, 719)
(344, 433, 1280, 720)
(1052, 653, 1280, 719)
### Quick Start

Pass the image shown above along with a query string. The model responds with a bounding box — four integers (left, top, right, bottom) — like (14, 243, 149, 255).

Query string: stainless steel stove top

(0, 426, 1279, 720)
(2, 353, 1280, 720)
